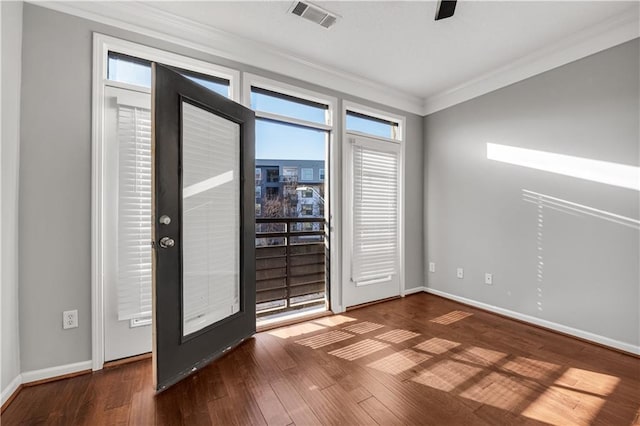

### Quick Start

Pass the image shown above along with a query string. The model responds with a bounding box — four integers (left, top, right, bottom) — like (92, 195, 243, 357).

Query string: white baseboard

(21, 360, 93, 384)
(424, 287, 640, 355)
(403, 286, 427, 296)
(1, 374, 22, 407)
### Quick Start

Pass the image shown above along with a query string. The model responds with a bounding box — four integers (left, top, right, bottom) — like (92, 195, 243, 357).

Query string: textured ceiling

(148, 1, 638, 99)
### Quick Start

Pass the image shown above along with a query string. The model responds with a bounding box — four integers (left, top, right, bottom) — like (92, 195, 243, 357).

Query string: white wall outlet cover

(429, 262, 436, 273)
(457, 268, 464, 279)
(63, 309, 78, 329)
(485, 273, 493, 285)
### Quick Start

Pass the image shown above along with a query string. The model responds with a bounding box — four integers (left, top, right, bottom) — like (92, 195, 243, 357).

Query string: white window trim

(242, 72, 336, 130)
(341, 101, 406, 309)
(91, 33, 240, 371)
(243, 73, 339, 312)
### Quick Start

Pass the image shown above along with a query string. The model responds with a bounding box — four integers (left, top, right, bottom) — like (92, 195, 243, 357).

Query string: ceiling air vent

(289, 1, 339, 29)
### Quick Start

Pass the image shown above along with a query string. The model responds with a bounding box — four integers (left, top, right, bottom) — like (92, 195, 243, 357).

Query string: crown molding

(29, 1, 425, 115)
(28, 1, 639, 118)
(422, 6, 640, 115)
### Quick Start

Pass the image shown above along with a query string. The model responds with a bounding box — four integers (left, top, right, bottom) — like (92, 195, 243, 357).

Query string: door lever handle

(159, 236, 175, 249)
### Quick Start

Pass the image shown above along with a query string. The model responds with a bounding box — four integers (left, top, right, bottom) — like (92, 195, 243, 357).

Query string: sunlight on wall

(487, 143, 640, 191)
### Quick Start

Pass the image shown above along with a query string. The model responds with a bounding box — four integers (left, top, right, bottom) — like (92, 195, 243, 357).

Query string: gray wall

(425, 39, 639, 349)
(1, 0, 23, 391)
(19, 4, 423, 371)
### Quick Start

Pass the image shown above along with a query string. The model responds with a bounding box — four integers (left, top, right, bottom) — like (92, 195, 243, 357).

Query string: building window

(301, 203, 314, 215)
(255, 186, 262, 199)
(266, 169, 279, 183)
(266, 187, 279, 197)
(283, 167, 298, 177)
(301, 168, 314, 181)
(255, 168, 262, 181)
(319, 169, 325, 181)
(303, 189, 314, 198)
(255, 203, 262, 216)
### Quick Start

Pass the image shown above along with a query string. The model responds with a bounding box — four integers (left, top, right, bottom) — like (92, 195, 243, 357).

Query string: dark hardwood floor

(3, 293, 639, 425)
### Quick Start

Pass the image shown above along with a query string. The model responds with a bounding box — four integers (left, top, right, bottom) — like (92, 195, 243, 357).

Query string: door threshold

(257, 306, 331, 332)
(104, 352, 152, 369)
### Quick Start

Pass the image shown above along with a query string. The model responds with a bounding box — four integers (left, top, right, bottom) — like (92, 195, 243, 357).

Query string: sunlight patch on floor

(459, 372, 534, 411)
(502, 356, 561, 380)
(268, 322, 326, 339)
(411, 360, 482, 392)
(295, 330, 355, 349)
(521, 385, 605, 426)
(451, 346, 507, 367)
(414, 337, 461, 355)
(313, 315, 357, 327)
(367, 349, 431, 375)
(374, 329, 421, 343)
(430, 310, 474, 325)
(329, 339, 390, 361)
(342, 321, 385, 334)
(553, 367, 621, 396)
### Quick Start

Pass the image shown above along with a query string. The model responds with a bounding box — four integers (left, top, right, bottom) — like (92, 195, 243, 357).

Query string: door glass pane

(181, 101, 240, 336)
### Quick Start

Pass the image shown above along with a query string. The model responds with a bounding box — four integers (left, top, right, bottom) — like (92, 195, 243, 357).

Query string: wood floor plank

(359, 396, 404, 426)
(2, 294, 638, 426)
(270, 378, 322, 426)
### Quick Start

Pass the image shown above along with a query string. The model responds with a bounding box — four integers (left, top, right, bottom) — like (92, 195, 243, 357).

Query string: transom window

(107, 51, 231, 97)
(346, 110, 399, 140)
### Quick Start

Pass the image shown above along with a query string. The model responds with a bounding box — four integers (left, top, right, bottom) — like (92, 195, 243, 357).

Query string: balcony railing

(256, 217, 327, 316)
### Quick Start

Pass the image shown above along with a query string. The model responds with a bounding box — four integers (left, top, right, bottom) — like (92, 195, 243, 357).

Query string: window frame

(243, 73, 338, 312)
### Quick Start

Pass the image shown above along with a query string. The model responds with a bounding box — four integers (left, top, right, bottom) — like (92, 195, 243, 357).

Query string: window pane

(346, 111, 398, 139)
(181, 101, 240, 336)
(107, 52, 230, 97)
(108, 54, 151, 87)
(255, 119, 327, 161)
(184, 75, 229, 97)
(251, 87, 327, 124)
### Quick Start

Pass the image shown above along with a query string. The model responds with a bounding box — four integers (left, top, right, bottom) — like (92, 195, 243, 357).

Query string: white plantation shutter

(351, 139, 400, 285)
(117, 105, 152, 320)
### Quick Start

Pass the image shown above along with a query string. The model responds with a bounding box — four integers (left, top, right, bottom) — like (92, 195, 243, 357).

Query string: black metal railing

(255, 217, 327, 316)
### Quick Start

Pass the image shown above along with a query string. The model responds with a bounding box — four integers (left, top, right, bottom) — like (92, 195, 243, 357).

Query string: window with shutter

(351, 140, 400, 286)
(116, 105, 152, 320)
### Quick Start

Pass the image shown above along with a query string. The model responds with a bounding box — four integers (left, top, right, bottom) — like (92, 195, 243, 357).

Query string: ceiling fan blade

(435, 0, 457, 21)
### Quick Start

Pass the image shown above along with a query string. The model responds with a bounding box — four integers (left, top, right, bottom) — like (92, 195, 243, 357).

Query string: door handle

(159, 236, 175, 249)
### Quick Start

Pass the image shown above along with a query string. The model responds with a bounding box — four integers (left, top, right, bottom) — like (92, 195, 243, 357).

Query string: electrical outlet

(485, 273, 493, 285)
(456, 268, 464, 279)
(429, 262, 436, 273)
(63, 310, 78, 329)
